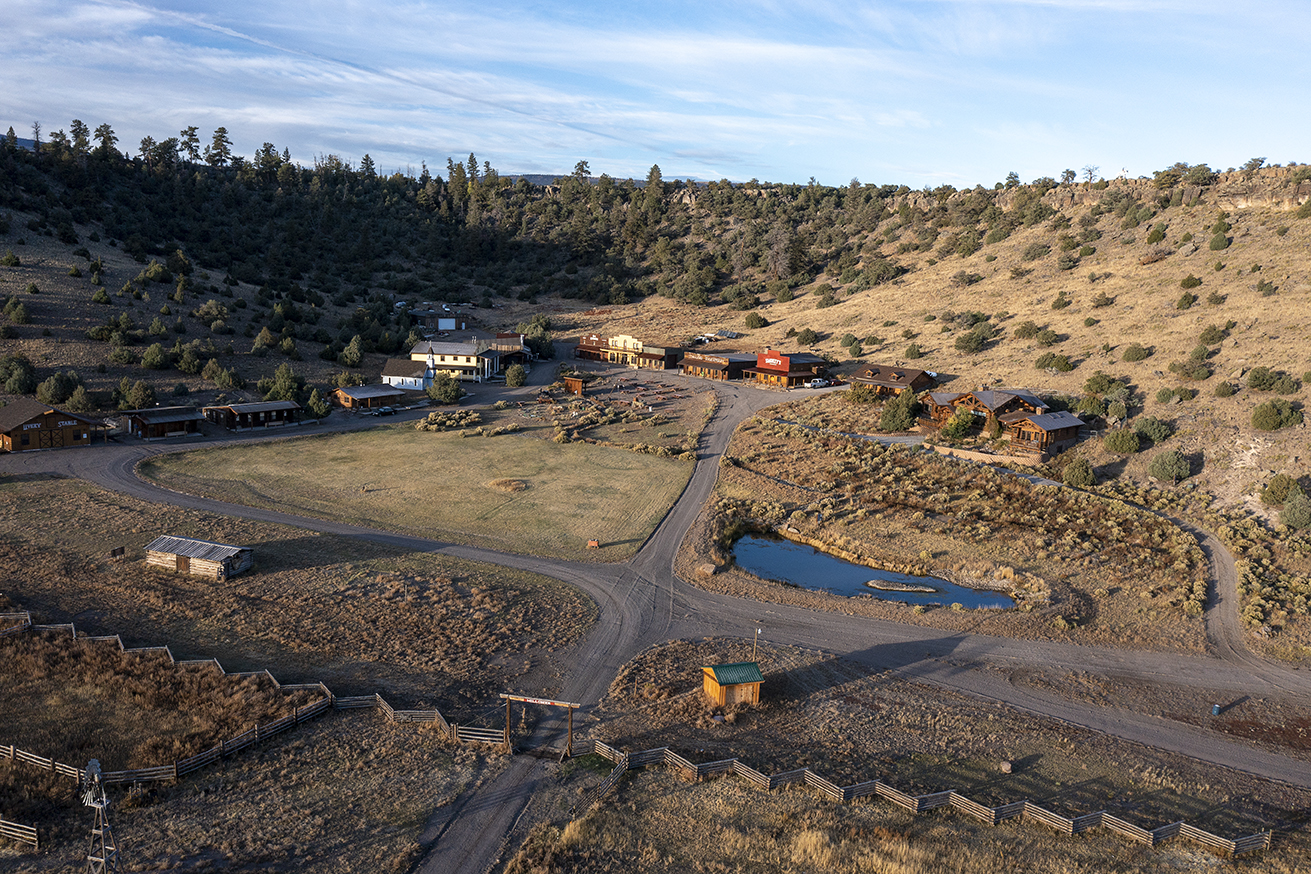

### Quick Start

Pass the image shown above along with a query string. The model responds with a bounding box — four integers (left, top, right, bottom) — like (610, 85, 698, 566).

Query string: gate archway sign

(499, 694, 581, 755)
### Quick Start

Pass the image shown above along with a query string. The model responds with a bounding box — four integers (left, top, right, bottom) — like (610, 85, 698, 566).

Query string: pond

(732, 535, 1015, 609)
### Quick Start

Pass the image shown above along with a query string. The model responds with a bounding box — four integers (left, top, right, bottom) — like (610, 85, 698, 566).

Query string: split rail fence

(0, 613, 506, 850)
(570, 740, 1274, 857)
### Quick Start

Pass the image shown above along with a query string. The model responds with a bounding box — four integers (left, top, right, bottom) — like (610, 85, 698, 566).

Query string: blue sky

(3, 1, 1308, 187)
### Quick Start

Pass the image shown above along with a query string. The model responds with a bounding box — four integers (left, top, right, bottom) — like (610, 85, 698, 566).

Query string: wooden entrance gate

(499, 694, 581, 756)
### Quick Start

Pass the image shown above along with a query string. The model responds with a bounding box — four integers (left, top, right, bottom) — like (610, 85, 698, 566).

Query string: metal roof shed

(702, 661, 764, 707)
(144, 535, 253, 580)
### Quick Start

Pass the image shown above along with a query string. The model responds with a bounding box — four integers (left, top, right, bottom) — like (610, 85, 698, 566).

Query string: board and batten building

(702, 662, 764, 706)
(0, 397, 106, 452)
(145, 535, 253, 581)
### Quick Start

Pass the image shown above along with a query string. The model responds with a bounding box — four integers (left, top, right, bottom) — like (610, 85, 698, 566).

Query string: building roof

(855, 365, 931, 387)
(0, 397, 102, 431)
(0, 397, 59, 432)
(703, 662, 765, 685)
(971, 388, 1048, 412)
(334, 384, 406, 400)
(927, 392, 965, 407)
(382, 358, 428, 379)
(144, 535, 249, 562)
(124, 406, 206, 424)
(1021, 410, 1084, 431)
(205, 401, 302, 414)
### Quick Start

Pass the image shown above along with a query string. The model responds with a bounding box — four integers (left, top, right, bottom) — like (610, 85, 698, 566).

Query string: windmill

(80, 760, 119, 873)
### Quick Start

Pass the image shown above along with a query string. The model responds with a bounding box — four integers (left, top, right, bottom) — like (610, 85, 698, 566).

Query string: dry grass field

(507, 639, 1310, 874)
(140, 424, 695, 560)
(0, 476, 594, 711)
(0, 631, 316, 770)
(2, 712, 492, 873)
(0, 474, 593, 867)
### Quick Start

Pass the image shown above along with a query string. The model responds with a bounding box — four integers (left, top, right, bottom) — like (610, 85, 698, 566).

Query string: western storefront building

(743, 349, 826, 387)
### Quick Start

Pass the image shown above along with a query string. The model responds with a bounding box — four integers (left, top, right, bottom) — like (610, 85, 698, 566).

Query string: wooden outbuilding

(851, 364, 935, 396)
(121, 406, 206, 440)
(0, 397, 107, 452)
(144, 535, 252, 581)
(332, 385, 406, 410)
(203, 400, 302, 430)
(1005, 410, 1084, 454)
(702, 662, 764, 707)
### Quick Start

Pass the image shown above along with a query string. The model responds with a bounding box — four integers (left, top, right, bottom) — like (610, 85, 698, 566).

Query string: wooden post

(505, 698, 512, 753)
(567, 707, 573, 757)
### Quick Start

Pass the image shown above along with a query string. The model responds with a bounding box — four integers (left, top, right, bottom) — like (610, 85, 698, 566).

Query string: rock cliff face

(890, 167, 1311, 215)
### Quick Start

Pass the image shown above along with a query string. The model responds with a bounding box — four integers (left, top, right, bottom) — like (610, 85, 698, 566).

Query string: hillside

(1, 131, 1309, 517)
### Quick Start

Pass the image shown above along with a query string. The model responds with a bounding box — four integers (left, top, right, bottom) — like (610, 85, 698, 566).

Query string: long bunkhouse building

(203, 400, 302, 430)
(744, 349, 826, 387)
(0, 397, 106, 452)
(332, 384, 406, 410)
(678, 351, 757, 380)
(122, 406, 207, 440)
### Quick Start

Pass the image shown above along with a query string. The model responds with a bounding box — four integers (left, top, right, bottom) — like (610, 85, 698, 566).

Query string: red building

(743, 349, 826, 387)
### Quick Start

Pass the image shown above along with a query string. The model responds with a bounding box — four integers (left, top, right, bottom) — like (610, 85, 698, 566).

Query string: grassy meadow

(141, 425, 694, 560)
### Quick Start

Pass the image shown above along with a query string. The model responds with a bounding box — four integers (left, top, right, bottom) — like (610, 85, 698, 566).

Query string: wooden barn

(702, 662, 764, 707)
(0, 397, 107, 452)
(145, 535, 252, 580)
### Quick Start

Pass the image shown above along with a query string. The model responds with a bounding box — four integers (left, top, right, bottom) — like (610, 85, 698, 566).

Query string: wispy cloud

(0, 0, 1306, 185)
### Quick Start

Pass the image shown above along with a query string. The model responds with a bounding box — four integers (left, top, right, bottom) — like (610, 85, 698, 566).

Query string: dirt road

(3, 371, 1309, 873)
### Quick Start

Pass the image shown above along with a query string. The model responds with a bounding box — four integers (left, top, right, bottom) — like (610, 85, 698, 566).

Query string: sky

(2, 1, 1308, 187)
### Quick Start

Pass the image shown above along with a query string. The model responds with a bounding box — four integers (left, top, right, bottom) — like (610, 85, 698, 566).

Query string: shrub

(1133, 416, 1173, 445)
(1062, 458, 1096, 488)
(839, 333, 857, 348)
(25, 282, 40, 295)
(5, 300, 30, 325)
(65, 385, 94, 412)
(1148, 449, 1191, 484)
(426, 373, 465, 404)
(1176, 291, 1197, 310)
(1146, 226, 1165, 244)
(954, 329, 988, 354)
(140, 343, 169, 370)
(505, 364, 527, 387)
(1283, 489, 1311, 530)
(1051, 291, 1071, 309)
(940, 407, 974, 440)
(879, 389, 919, 432)
(1214, 382, 1234, 398)
(1103, 429, 1141, 454)
(1091, 291, 1114, 308)
(306, 388, 331, 419)
(1035, 329, 1059, 347)
(1013, 321, 1040, 340)
(773, 285, 793, 303)
(1180, 274, 1201, 289)
(92, 288, 112, 305)
(796, 328, 818, 346)
(1252, 399, 1303, 431)
(1122, 343, 1151, 362)
(1084, 317, 1098, 327)
(1078, 245, 1096, 257)
(1056, 253, 1079, 271)
(1247, 367, 1298, 393)
(1208, 233, 1230, 251)
(1262, 473, 1298, 507)
(1257, 279, 1277, 297)
(1035, 352, 1073, 372)
(36, 371, 80, 405)
(905, 343, 923, 359)
(1021, 243, 1051, 261)
(744, 312, 767, 329)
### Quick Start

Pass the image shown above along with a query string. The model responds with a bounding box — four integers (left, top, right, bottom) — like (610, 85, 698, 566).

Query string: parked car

(376, 406, 395, 416)
(806, 378, 828, 389)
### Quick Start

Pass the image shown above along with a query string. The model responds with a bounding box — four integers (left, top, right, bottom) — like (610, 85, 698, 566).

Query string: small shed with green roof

(702, 661, 764, 707)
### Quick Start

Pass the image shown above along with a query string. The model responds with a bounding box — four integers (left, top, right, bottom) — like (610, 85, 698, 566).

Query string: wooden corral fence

(566, 740, 1274, 857)
(0, 615, 510, 850)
